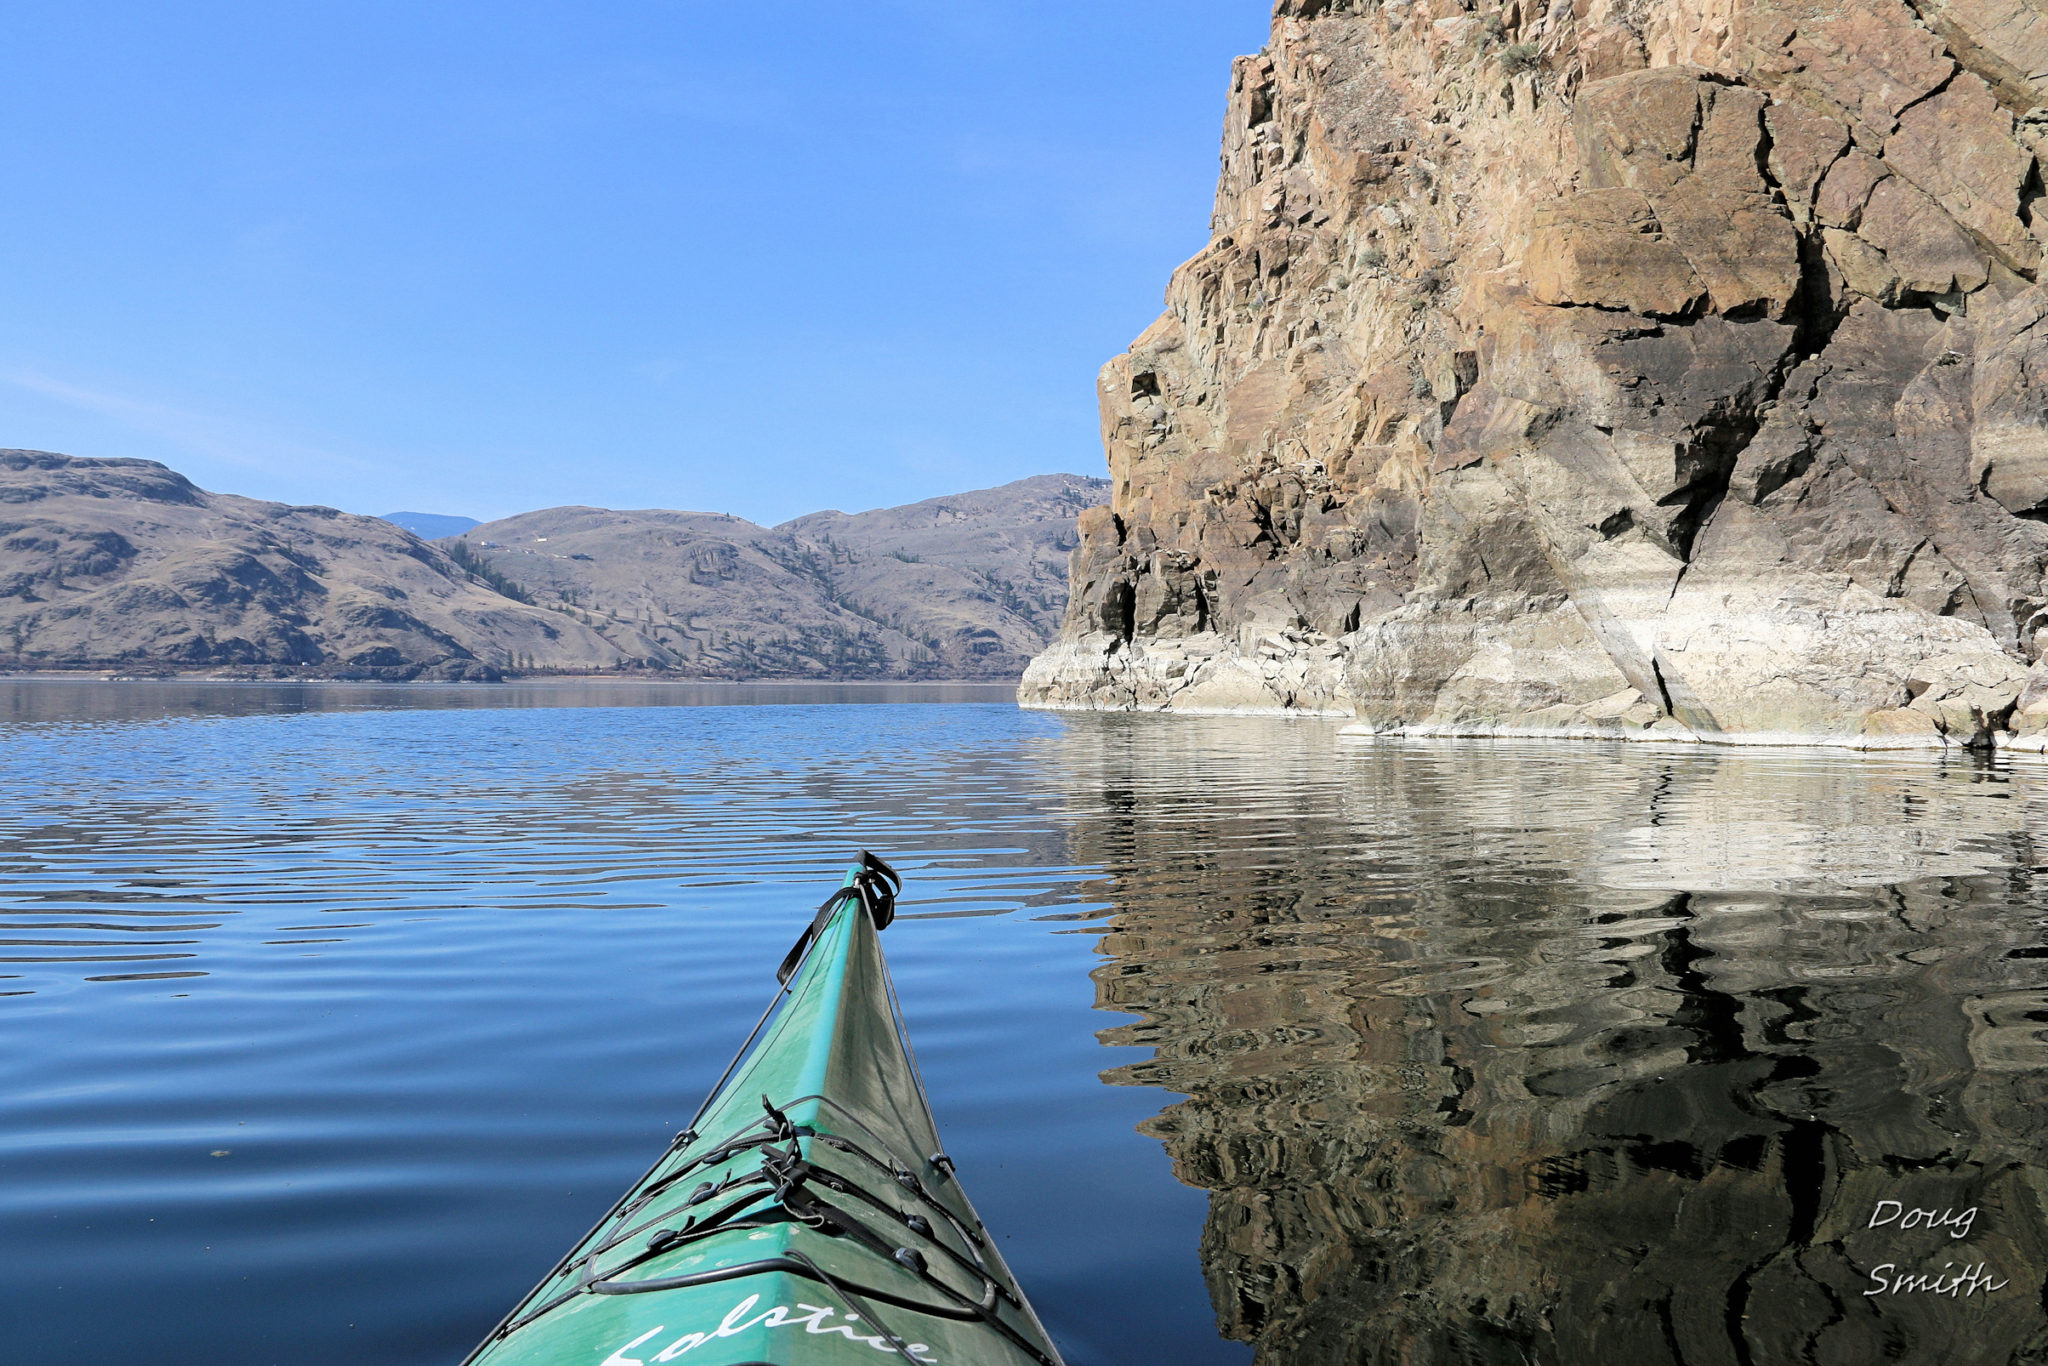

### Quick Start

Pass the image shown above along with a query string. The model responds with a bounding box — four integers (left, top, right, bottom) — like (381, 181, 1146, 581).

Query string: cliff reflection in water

(1053, 719, 2048, 1366)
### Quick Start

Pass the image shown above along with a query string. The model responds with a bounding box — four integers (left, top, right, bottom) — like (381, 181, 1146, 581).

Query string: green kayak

(464, 853, 1065, 1366)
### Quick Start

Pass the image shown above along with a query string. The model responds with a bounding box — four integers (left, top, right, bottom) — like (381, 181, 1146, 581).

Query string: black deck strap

(776, 853, 900, 983)
(784, 1200, 1056, 1366)
(587, 1252, 989, 1321)
(592, 1180, 778, 1263)
(793, 1145, 1019, 1307)
(777, 885, 860, 986)
(856, 850, 901, 931)
(775, 1095, 988, 1253)
(636, 1103, 1003, 1318)
(782, 1248, 926, 1366)
(624, 1111, 785, 1211)
(858, 850, 902, 896)
(799, 1187, 1000, 1315)
(579, 1191, 1058, 1366)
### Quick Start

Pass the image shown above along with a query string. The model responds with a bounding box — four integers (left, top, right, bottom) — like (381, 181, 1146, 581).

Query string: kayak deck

(466, 856, 1063, 1366)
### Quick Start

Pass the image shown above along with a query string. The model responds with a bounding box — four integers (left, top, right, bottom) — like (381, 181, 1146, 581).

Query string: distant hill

(0, 451, 1106, 679)
(454, 474, 1107, 679)
(780, 476, 1100, 648)
(0, 451, 619, 677)
(379, 511, 479, 539)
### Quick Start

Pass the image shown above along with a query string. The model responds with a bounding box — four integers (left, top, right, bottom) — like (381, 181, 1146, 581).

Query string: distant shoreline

(0, 670, 1022, 688)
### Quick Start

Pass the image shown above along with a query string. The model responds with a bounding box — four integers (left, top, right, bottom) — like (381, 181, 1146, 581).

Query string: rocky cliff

(1023, 0, 2048, 749)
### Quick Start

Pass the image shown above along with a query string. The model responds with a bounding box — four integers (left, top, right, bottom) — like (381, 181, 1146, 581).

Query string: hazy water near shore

(0, 675, 1020, 723)
(2, 681, 2045, 1364)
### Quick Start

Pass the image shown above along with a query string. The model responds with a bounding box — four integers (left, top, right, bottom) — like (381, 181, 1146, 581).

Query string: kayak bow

(465, 853, 1064, 1366)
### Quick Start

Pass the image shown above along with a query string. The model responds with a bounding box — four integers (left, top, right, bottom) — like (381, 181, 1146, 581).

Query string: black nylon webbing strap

(853, 850, 901, 931)
(776, 886, 859, 986)
(776, 852, 902, 985)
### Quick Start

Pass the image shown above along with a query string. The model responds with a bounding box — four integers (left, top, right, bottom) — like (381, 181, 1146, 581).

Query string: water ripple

(6, 683, 2048, 1365)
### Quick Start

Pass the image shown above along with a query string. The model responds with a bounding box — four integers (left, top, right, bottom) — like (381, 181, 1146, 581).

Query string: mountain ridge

(0, 450, 1104, 680)
(452, 473, 1104, 680)
(0, 449, 614, 678)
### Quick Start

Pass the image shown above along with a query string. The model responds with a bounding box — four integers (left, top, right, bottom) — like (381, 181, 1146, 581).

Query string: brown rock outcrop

(1023, 0, 2048, 748)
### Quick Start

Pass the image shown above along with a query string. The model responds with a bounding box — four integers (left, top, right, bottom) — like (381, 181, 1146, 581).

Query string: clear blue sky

(0, 2, 1270, 525)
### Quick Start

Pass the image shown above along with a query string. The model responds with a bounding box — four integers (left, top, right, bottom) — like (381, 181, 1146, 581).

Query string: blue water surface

(13, 680, 2048, 1366)
(0, 681, 1239, 1366)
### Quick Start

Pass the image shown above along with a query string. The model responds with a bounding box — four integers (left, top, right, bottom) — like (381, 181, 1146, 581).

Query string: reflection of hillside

(1050, 719, 2048, 1365)
(0, 678, 1017, 725)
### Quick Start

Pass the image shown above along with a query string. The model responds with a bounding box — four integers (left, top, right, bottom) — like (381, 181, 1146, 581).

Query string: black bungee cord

(467, 853, 1055, 1366)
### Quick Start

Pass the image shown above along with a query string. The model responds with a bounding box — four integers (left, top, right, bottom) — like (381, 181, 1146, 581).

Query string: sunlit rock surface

(1024, 0, 2048, 748)
(1049, 721, 2048, 1364)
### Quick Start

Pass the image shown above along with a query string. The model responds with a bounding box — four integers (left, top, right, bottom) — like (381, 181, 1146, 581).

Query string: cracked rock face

(1022, 0, 2048, 748)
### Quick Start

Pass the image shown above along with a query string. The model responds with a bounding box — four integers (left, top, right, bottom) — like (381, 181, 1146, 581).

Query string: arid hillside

(0, 451, 1104, 679)
(453, 474, 1105, 680)
(0, 450, 616, 677)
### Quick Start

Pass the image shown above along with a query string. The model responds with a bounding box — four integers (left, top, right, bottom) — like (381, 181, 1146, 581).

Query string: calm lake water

(2, 680, 2046, 1365)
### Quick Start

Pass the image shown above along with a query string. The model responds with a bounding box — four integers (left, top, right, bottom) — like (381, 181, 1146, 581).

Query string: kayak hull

(467, 859, 1062, 1366)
